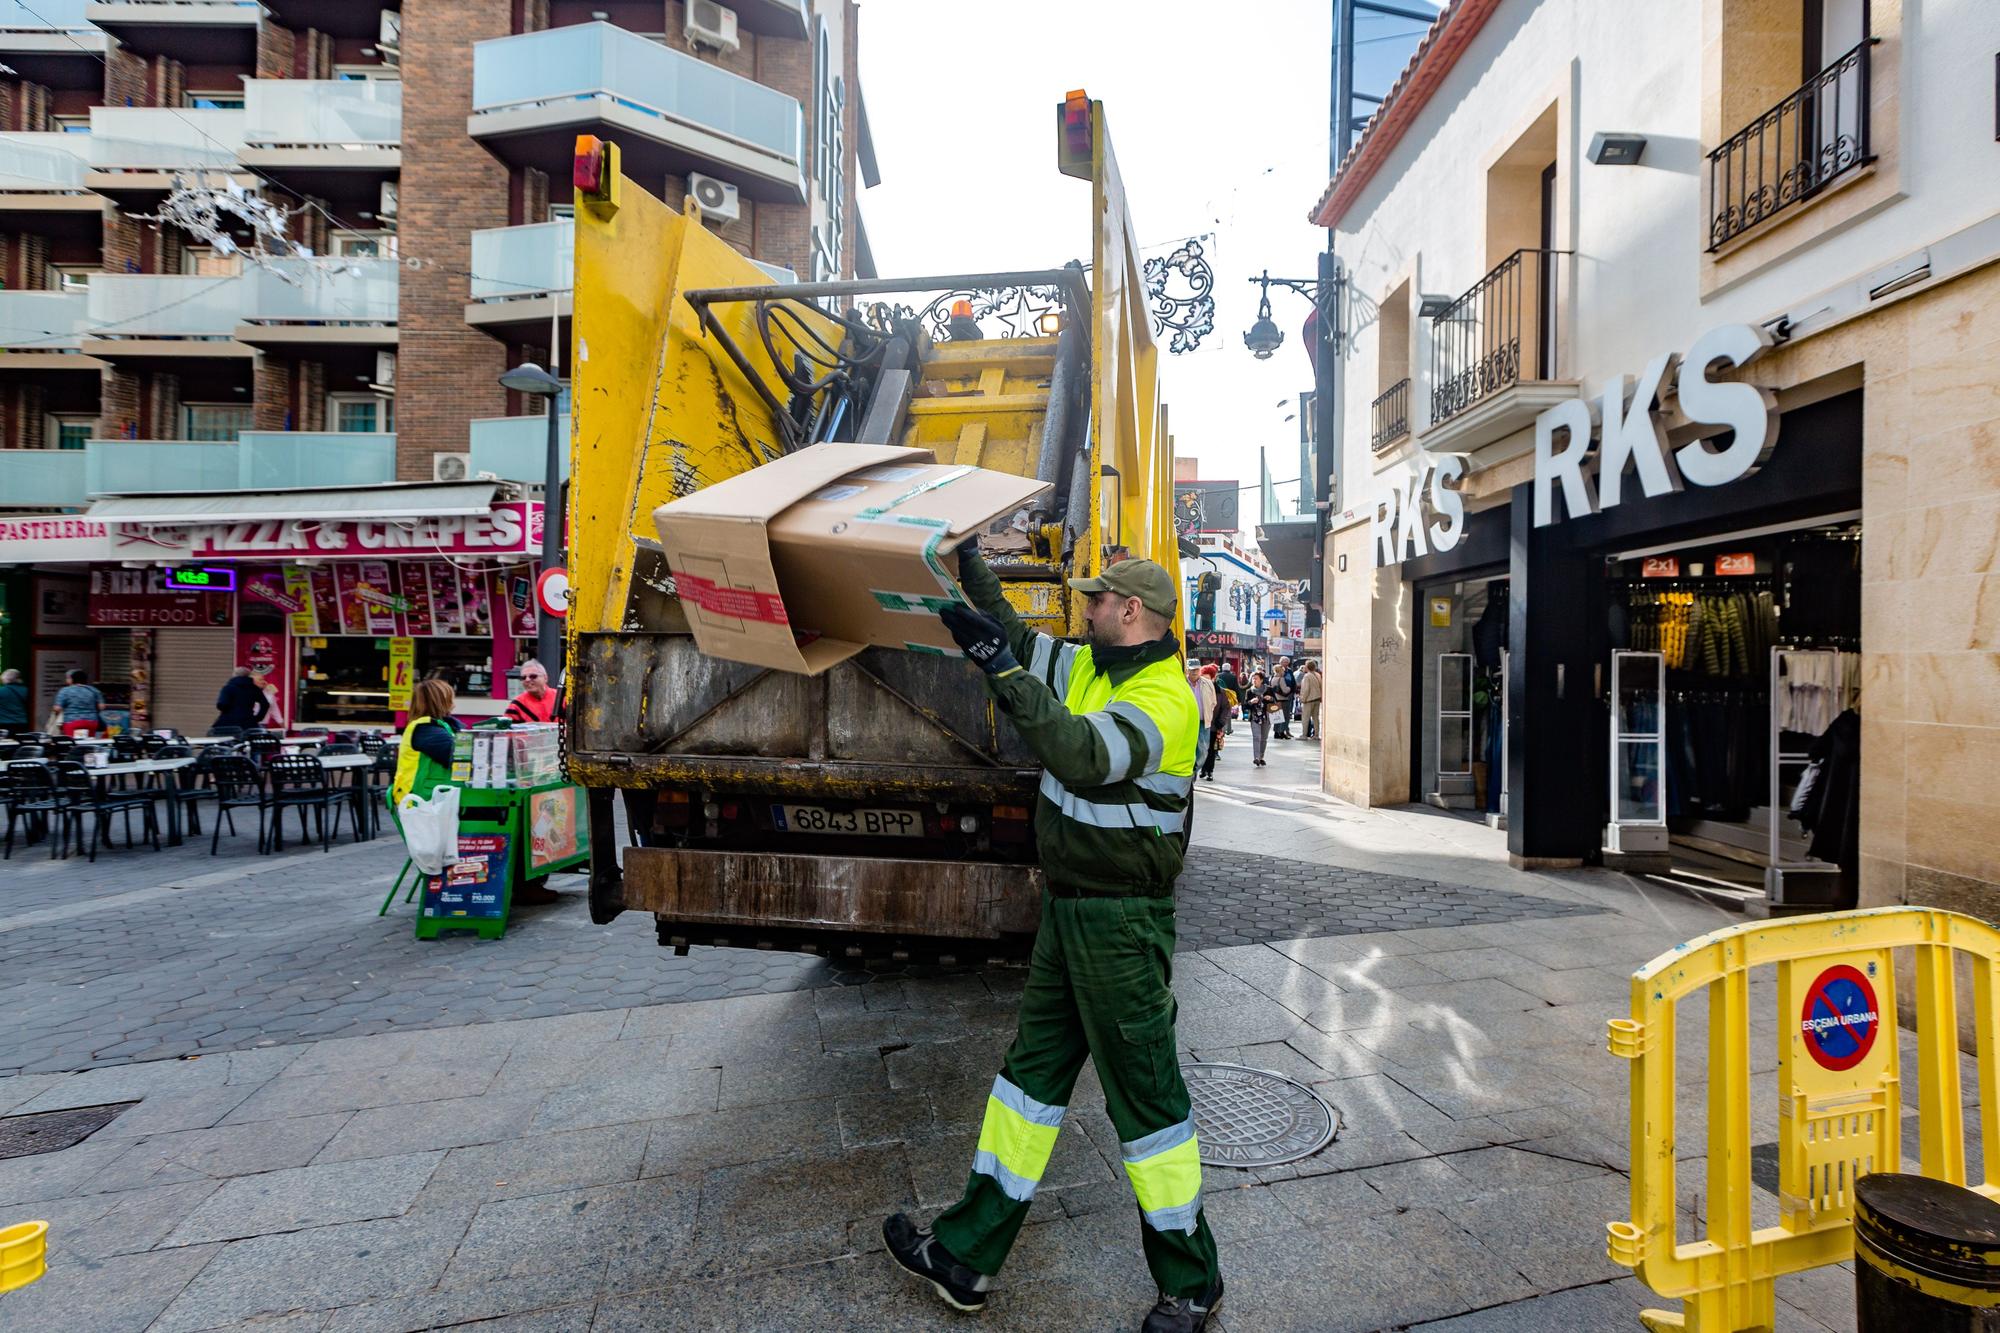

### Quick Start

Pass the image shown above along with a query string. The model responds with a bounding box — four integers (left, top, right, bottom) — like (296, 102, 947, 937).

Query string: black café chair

(207, 725, 243, 742)
(360, 744, 397, 839)
(206, 755, 273, 855)
(52, 760, 160, 861)
(9, 744, 45, 760)
(110, 733, 147, 762)
(266, 753, 347, 852)
(3, 762, 62, 859)
(157, 744, 214, 835)
(244, 734, 282, 767)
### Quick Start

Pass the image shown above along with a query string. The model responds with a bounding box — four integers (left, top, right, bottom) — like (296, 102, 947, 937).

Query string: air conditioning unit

(374, 350, 396, 388)
(684, 0, 739, 53)
(687, 172, 741, 226)
(378, 180, 398, 223)
(432, 452, 471, 483)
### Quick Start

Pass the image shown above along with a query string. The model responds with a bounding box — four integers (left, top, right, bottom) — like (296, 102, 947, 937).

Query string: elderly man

(504, 659, 560, 724)
(884, 549, 1222, 1332)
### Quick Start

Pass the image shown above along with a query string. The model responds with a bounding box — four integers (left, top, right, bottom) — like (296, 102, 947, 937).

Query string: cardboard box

(653, 443, 1050, 675)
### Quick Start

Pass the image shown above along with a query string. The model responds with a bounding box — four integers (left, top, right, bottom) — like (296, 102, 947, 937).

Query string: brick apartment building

(0, 0, 876, 733)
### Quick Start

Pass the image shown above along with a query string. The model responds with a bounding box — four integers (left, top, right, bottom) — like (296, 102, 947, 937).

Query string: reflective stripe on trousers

(970, 1074, 1066, 1203)
(1122, 1114, 1204, 1233)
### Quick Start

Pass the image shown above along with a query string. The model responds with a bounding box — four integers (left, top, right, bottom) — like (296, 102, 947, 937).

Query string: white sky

(855, 0, 1435, 534)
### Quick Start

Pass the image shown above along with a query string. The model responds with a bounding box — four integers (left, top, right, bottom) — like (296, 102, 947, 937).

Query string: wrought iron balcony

(1427, 248, 1568, 430)
(1707, 40, 1874, 251)
(1371, 378, 1410, 453)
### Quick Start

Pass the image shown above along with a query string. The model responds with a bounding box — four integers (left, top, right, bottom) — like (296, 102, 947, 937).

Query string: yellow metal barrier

(1607, 907, 2000, 1332)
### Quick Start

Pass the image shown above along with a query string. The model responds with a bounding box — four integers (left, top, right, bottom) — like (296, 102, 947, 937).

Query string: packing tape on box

(855, 466, 979, 604)
(676, 573, 792, 625)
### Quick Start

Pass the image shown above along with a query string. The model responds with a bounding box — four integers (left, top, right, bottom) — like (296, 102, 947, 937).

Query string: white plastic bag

(398, 784, 460, 876)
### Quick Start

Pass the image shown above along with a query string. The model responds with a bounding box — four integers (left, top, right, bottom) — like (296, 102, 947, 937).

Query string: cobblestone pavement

(0, 742, 1597, 1077)
(2, 739, 1955, 1329)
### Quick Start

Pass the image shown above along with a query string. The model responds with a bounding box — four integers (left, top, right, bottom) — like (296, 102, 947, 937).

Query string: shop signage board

(279, 559, 537, 641)
(417, 833, 512, 941)
(1534, 324, 1780, 528)
(1715, 552, 1757, 576)
(1641, 557, 1680, 579)
(387, 637, 414, 711)
(1186, 630, 1261, 652)
(165, 566, 235, 591)
(528, 785, 589, 874)
(0, 504, 541, 566)
(236, 627, 290, 730)
(1371, 453, 1467, 569)
(86, 568, 233, 628)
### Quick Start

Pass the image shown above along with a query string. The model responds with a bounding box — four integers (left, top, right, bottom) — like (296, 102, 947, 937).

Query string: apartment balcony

(82, 432, 397, 495)
(83, 272, 252, 369)
(242, 80, 401, 204)
(0, 133, 105, 236)
(84, 0, 259, 64)
(1420, 247, 1577, 464)
(465, 219, 571, 342)
(470, 414, 571, 486)
(0, 291, 107, 376)
(260, 0, 394, 38)
(469, 22, 806, 204)
(0, 0, 113, 86)
(1370, 378, 1410, 457)
(86, 106, 250, 207)
(1707, 40, 1875, 251)
(237, 257, 397, 357)
(0, 447, 89, 510)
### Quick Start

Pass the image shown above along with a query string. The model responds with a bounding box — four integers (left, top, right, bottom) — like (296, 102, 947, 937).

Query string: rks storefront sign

(1372, 324, 1780, 568)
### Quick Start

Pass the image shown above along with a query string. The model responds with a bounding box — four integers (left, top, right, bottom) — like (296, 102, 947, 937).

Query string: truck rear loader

(564, 92, 1181, 962)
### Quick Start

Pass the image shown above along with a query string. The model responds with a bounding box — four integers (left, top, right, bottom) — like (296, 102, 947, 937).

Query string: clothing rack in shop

(1766, 647, 1847, 904)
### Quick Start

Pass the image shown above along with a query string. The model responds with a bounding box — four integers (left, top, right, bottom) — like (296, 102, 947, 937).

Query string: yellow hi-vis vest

(391, 715, 448, 807)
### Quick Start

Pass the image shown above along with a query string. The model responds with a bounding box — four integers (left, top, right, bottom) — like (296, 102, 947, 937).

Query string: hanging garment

(1792, 709, 1861, 872)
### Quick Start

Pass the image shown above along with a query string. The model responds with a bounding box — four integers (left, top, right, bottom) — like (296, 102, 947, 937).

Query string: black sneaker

(883, 1213, 989, 1314)
(1142, 1278, 1223, 1332)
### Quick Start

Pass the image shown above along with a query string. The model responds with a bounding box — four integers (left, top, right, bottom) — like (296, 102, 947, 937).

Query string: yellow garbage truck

(565, 92, 1179, 961)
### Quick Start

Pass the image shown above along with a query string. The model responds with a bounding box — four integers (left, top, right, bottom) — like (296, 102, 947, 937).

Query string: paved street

(0, 736, 1974, 1330)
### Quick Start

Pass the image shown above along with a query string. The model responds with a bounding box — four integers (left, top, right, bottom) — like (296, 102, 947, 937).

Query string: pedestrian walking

(504, 659, 560, 724)
(0, 668, 28, 731)
(1197, 663, 1227, 782)
(1300, 660, 1322, 741)
(49, 669, 106, 738)
(1270, 656, 1295, 739)
(1187, 661, 1216, 776)
(214, 666, 269, 732)
(886, 546, 1223, 1332)
(1244, 669, 1272, 766)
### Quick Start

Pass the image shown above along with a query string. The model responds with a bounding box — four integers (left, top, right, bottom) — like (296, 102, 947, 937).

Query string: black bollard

(1853, 1172, 2000, 1331)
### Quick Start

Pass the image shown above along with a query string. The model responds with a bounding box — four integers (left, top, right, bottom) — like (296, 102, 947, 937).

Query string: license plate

(771, 804, 921, 837)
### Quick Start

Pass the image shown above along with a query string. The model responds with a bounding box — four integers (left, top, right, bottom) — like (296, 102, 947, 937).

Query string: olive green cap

(1068, 557, 1178, 617)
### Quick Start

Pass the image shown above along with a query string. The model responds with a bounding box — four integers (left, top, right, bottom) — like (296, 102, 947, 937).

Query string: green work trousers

(931, 890, 1221, 1299)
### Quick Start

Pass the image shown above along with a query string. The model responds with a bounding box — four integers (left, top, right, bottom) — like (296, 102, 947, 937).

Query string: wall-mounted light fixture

(1586, 132, 1648, 165)
(1416, 293, 1453, 319)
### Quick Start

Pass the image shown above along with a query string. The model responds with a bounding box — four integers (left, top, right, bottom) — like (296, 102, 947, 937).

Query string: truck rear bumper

(620, 846, 1044, 941)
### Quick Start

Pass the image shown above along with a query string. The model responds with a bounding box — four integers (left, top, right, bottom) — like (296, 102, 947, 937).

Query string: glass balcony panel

(0, 0, 92, 30)
(0, 290, 88, 348)
(244, 79, 402, 146)
(88, 107, 244, 169)
(0, 448, 88, 508)
(243, 259, 398, 322)
(0, 132, 89, 189)
(470, 414, 571, 484)
(470, 220, 572, 301)
(239, 431, 396, 488)
(87, 273, 245, 337)
(85, 440, 240, 494)
(472, 23, 802, 166)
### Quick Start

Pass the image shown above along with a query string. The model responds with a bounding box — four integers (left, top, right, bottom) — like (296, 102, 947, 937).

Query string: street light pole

(496, 360, 565, 683)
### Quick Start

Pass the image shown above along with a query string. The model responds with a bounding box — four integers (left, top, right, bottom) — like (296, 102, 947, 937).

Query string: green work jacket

(960, 555, 1198, 897)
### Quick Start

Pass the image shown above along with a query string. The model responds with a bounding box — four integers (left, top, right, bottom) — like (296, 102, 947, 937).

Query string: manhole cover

(0, 1104, 130, 1161)
(1183, 1063, 1338, 1168)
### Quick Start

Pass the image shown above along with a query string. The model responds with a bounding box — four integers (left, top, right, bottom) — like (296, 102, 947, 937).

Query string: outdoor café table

(82, 756, 196, 847)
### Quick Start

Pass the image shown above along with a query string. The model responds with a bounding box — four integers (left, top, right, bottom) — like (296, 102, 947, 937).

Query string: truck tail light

(574, 135, 607, 194)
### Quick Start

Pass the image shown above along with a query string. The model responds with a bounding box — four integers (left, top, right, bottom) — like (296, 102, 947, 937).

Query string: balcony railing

(87, 273, 244, 338)
(1428, 248, 1568, 430)
(241, 259, 398, 325)
(0, 290, 88, 349)
(83, 433, 396, 494)
(244, 79, 402, 148)
(0, 133, 90, 190)
(0, 0, 91, 31)
(88, 106, 244, 170)
(1371, 378, 1410, 453)
(1707, 40, 1874, 251)
(470, 414, 571, 484)
(471, 22, 804, 169)
(470, 220, 572, 301)
(0, 448, 88, 508)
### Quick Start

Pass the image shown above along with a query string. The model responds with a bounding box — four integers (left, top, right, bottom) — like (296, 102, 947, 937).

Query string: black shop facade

(1373, 328, 1863, 907)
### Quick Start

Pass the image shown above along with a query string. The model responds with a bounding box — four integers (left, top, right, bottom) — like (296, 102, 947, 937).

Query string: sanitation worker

(883, 547, 1223, 1332)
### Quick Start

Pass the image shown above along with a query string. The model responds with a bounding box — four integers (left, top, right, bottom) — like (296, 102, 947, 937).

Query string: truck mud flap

(622, 846, 1042, 946)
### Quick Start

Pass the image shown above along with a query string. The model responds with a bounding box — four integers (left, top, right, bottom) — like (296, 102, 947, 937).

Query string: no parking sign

(1781, 951, 1895, 1096)
(1798, 964, 1879, 1071)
